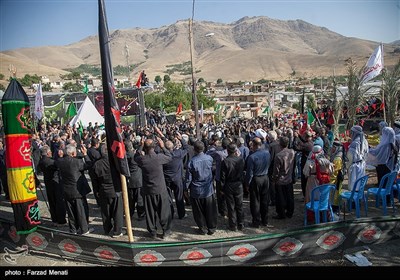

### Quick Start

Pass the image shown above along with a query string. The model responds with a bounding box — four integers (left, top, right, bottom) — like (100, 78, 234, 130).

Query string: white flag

(360, 44, 383, 85)
(34, 83, 44, 120)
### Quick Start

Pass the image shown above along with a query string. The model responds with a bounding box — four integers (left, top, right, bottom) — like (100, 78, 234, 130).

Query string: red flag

(356, 107, 361, 113)
(135, 72, 142, 88)
(176, 102, 183, 115)
(371, 103, 377, 110)
(380, 102, 385, 110)
(98, 0, 130, 190)
(299, 121, 307, 135)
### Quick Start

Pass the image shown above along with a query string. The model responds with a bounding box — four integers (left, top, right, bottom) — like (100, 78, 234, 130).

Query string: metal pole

(189, 1, 200, 140)
(137, 88, 146, 127)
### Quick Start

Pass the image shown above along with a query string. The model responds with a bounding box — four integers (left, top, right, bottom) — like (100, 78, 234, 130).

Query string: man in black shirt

(220, 143, 245, 231)
(125, 140, 145, 221)
(92, 145, 124, 237)
(87, 138, 101, 207)
(135, 137, 173, 239)
(163, 133, 188, 219)
(39, 145, 66, 226)
(56, 144, 91, 235)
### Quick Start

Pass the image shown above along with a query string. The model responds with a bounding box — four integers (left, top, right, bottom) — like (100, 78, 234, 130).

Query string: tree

(217, 78, 223, 84)
(345, 58, 370, 130)
(61, 71, 81, 80)
(163, 75, 171, 83)
(19, 74, 41, 87)
(306, 95, 317, 110)
(286, 86, 294, 92)
(0, 84, 5, 91)
(197, 91, 215, 110)
(330, 73, 346, 139)
(71, 71, 81, 80)
(292, 102, 301, 111)
(381, 59, 400, 126)
(0, 73, 4, 80)
(198, 77, 205, 83)
(155, 75, 162, 84)
(62, 82, 84, 92)
(256, 78, 269, 84)
(144, 82, 214, 114)
(42, 83, 52, 92)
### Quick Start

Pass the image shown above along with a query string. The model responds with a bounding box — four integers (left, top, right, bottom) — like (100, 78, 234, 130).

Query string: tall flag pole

(1, 79, 40, 234)
(98, 0, 133, 242)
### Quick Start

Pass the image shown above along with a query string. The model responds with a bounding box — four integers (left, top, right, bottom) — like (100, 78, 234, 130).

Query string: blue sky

(0, 0, 399, 51)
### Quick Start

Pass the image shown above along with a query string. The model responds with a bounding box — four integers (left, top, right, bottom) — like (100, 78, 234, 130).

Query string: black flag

(98, 0, 130, 190)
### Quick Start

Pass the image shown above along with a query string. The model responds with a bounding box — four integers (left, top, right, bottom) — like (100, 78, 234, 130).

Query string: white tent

(69, 96, 104, 128)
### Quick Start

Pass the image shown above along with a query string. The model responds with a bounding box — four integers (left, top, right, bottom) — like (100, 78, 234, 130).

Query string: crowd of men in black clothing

(0, 115, 336, 239)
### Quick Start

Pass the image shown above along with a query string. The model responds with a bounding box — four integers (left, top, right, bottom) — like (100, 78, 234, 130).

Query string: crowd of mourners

(0, 114, 399, 239)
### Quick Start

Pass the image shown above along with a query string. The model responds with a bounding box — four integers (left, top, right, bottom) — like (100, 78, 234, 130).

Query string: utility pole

(189, 0, 200, 140)
(125, 43, 130, 86)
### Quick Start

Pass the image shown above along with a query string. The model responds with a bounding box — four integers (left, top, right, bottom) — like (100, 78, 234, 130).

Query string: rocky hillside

(1, 16, 399, 82)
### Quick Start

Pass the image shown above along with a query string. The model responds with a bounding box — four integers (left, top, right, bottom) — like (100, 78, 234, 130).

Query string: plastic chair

(391, 177, 400, 200)
(366, 171, 397, 215)
(304, 184, 336, 226)
(340, 175, 369, 218)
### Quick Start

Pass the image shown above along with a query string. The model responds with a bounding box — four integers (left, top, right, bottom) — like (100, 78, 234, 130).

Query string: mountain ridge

(1, 16, 399, 82)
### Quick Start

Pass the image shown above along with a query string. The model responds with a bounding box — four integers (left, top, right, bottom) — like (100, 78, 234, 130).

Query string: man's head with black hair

(193, 140, 205, 154)
(227, 143, 237, 155)
(221, 138, 231, 149)
(279, 136, 289, 149)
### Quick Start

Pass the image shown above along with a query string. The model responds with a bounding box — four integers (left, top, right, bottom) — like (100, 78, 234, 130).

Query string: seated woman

(303, 145, 334, 222)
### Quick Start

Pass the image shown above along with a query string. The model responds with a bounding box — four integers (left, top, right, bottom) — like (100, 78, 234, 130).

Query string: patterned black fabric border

(1, 216, 399, 266)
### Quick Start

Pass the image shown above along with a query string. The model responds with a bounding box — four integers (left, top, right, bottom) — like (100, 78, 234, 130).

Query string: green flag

(159, 99, 164, 110)
(83, 79, 89, 94)
(78, 120, 84, 137)
(307, 109, 315, 125)
(215, 104, 221, 112)
(66, 102, 77, 119)
(262, 106, 269, 113)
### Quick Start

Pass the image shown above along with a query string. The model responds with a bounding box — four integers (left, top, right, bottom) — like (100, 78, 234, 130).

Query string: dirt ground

(1, 168, 400, 267)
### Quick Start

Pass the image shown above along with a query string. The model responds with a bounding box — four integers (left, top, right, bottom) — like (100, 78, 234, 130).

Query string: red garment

(315, 159, 330, 185)
(176, 102, 183, 115)
(327, 111, 334, 125)
(343, 141, 351, 152)
(306, 209, 332, 223)
(135, 72, 142, 88)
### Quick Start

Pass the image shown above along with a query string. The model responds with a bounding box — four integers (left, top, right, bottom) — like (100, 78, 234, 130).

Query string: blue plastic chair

(391, 177, 400, 200)
(340, 175, 369, 218)
(366, 171, 397, 215)
(304, 184, 336, 226)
